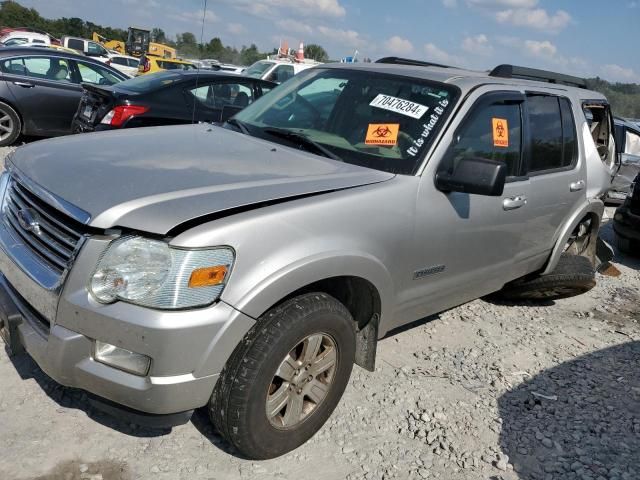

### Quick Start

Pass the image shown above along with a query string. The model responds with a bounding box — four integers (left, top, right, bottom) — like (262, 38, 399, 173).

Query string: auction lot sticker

(365, 124, 400, 146)
(369, 94, 429, 119)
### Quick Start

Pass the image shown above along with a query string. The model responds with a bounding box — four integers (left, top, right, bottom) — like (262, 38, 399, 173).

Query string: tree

(304, 44, 329, 62)
(151, 28, 166, 44)
(180, 32, 197, 45)
(240, 44, 263, 66)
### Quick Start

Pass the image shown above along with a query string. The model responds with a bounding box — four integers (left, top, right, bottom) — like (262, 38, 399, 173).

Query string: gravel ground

(0, 143, 639, 480)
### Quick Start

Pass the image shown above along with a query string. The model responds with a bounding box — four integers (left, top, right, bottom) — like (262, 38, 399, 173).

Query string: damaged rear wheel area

(496, 217, 598, 301)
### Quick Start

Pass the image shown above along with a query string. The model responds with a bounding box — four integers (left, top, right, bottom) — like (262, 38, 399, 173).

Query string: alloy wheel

(266, 333, 337, 429)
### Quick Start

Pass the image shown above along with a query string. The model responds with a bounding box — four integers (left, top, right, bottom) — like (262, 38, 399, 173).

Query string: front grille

(3, 178, 85, 278)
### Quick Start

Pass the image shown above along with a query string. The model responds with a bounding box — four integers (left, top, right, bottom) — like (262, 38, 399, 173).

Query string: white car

(61, 36, 113, 64)
(218, 63, 244, 74)
(243, 59, 316, 83)
(107, 54, 140, 77)
(0, 31, 51, 47)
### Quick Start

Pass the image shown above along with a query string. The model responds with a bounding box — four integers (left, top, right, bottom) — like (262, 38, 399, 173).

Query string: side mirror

(435, 157, 507, 196)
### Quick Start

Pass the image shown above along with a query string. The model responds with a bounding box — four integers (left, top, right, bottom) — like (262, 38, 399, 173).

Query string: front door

(397, 91, 534, 325)
(0, 55, 82, 135)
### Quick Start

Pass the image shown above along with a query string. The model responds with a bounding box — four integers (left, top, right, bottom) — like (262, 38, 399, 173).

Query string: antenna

(191, 0, 208, 125)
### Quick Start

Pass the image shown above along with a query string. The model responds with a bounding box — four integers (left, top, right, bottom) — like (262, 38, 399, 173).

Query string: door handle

(13, 81, 34, 88)
(570, 180, 585, 192)
(503, 195, 527, 211)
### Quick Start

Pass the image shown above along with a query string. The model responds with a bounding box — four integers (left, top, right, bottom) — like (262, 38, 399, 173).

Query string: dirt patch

(14, 460, 130, 480)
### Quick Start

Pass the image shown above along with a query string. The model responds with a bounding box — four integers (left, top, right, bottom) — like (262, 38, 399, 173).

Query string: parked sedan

(72, 70, 276, 132)
(106, 54, 139, 77)
(0, 46, 129, 146)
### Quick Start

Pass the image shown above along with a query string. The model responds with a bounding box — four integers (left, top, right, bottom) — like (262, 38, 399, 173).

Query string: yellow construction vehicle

(92, 27, 176, 59)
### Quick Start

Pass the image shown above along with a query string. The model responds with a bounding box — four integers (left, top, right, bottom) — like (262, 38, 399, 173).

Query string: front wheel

(210, 292, 356, 459)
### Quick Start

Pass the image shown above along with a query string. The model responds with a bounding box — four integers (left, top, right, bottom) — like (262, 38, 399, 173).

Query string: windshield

(244, 61, 274, 78)
(234, 67, 459, 174)
(115, 70, 182, 92)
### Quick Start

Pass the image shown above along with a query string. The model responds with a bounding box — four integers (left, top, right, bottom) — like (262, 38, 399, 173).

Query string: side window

(87, 42, 107, 56)
(560, 98, 578, 167)
(111, 57, 126, 66)
(128, 59, 139, 68)
(32, 39, 45, 44)
(75, 61, 121, 85)
(67, 39, 84, 51)
(443, 100, 522, 177)
(189, 82, 255, 109)
(527, 95, 577, 173)
(0, 57, 72, 82)
(267, 65, 295, 83)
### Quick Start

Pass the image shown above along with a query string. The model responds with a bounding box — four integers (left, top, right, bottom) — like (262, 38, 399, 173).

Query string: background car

(0, 31, 51, 47)
(609, 117, 640, 202)
(243, 59, 315, 83)
(138, 55, 196, 75)
(613, 173, 640, 253)
(106, 54, 139, 77)
(72, 70, 276, 132)
(60, 36, 112, 63)
(0, 46, 128, 145)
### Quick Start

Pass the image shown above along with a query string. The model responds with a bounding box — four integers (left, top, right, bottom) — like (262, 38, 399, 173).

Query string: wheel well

(264, 276, 382, 372)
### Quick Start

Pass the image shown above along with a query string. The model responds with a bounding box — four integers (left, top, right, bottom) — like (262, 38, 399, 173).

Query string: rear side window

(527, 95, 576, 173)
(444, 101, 522, 177)
(76, 60, 122, 85)
(66, 38, 84, 51)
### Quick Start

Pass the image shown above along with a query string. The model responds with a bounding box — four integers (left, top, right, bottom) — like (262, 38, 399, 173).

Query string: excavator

(93, 27, 176, 59)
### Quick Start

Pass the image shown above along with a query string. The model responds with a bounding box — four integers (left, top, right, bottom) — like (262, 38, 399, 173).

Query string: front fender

(221, 251, 395, 332)
(541, 198, 604, 275)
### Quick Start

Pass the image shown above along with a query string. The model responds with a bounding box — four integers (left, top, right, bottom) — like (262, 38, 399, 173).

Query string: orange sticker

(365, 124, 400, 146)
(492, 118, 509, 147)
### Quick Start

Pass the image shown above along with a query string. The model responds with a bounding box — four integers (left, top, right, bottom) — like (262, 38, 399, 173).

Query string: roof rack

(375, 56, 453, 69)
(489, 64, 587, 89)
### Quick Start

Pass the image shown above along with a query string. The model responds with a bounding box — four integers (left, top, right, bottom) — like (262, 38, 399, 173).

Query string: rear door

(523, 94, 583, 254)
(0, 55, 82, 135)
(613, 123, 640, 199)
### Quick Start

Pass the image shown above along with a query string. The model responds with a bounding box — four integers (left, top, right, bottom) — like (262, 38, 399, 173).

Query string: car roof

(160, 70, 275, 83)
(320, 61, 606, 101)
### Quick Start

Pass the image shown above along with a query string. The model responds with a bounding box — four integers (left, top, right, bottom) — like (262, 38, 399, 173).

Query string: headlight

(89, 236, 234, 309)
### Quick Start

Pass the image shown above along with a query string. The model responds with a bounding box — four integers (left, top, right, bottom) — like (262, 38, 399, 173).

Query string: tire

(616, 235, 639, 256)
(0, 101, 21, 147)
(498, 253, 596, 301)
(209, 292, 356, 459)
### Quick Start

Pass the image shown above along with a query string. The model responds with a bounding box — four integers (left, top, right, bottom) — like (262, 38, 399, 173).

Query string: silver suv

(0, 58, 616, 459)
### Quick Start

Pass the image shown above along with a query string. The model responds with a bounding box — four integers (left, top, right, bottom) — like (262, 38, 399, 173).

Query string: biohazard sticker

(369, 94, 429, 119)
(365, 124, 400, 146)
(492, 118, 509, 147)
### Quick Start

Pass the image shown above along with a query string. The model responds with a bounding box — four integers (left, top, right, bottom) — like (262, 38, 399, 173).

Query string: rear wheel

(0, 102, 21, 147)
(498, 253, 596, 301)
(209, 292, 356, 459)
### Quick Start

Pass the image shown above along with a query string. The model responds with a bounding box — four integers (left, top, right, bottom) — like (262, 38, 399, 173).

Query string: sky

(18, 0, 640, 83)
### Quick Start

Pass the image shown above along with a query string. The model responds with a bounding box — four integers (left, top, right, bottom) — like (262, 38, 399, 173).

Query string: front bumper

(0, 236, 256, 415)
(0, 272, 253, 415)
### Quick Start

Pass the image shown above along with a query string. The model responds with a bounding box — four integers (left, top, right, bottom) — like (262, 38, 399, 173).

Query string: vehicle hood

(8, 124, 394, 235)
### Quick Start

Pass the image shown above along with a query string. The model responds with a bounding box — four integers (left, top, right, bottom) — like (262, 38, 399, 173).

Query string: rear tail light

(100, 105, 149, 128)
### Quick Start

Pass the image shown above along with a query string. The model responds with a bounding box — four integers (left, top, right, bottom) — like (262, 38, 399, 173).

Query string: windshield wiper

(262, 127, 343, 162)
(225, 118, 250, 134)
